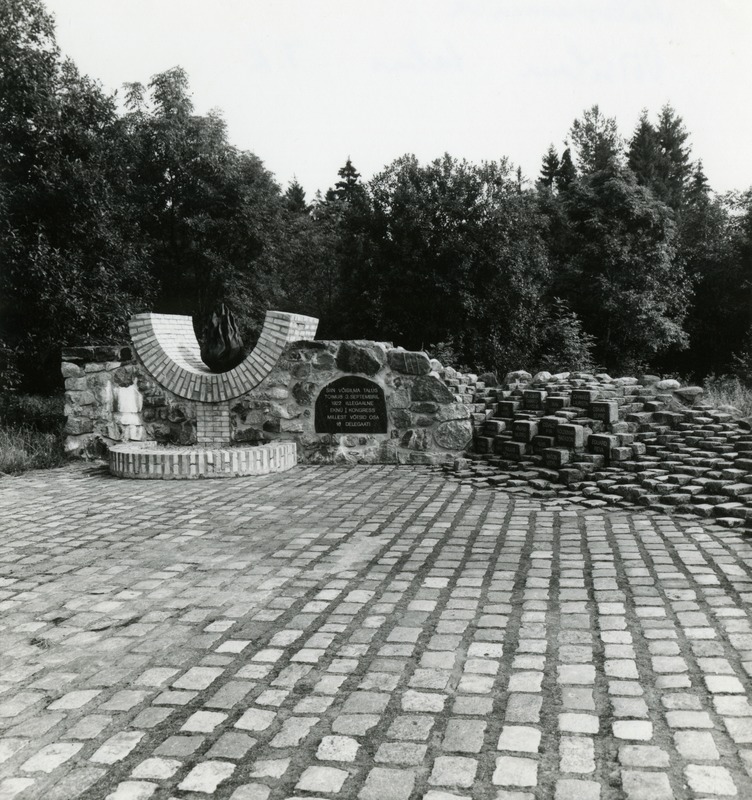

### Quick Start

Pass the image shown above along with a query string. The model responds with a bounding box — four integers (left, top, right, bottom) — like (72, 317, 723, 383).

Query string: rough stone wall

(229, 340, 480, 465)
(62, 346, 197, 458)
(62, 340, 484, 465)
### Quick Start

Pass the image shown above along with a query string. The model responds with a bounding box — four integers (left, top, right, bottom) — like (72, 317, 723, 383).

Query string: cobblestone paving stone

(0, 462, 751, 800)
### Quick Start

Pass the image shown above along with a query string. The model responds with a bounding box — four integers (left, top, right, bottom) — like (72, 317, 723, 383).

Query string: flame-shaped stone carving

(200, 304, 245, 373)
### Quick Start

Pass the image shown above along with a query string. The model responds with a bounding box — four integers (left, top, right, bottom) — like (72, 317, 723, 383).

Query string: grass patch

(0, 394, 65, 475)
(703, 375, 752, 418)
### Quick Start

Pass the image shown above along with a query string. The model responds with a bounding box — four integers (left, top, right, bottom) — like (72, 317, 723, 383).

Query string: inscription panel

(315, 376, 388, 434)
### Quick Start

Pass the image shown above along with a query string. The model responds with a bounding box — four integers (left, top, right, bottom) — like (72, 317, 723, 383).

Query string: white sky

(45, 0, 752, 197)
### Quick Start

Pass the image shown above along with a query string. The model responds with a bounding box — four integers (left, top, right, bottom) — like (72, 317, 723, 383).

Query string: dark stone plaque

(315, 376, 388, 434)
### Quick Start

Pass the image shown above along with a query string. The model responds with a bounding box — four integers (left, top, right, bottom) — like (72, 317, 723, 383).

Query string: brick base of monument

(109, 441, 297, 479)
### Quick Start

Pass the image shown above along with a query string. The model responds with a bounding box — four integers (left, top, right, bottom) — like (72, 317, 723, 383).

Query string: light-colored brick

(296, 765, 349, 793)
(178, 760, 235, 792)
(493, 755, 538, 787)
(358, 767, 415, 800)
(317, 735, 359, 762)
(21, 742, 82, 773)
(685, 763, 737, 795)
(621, 770, 673, 800)
(429, 756, 478, 787)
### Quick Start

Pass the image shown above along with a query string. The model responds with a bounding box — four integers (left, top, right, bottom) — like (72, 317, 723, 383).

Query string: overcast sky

(45, 0, 752, 197)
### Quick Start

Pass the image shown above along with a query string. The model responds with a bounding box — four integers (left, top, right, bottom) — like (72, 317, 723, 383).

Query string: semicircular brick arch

(129, 310, 318, 402)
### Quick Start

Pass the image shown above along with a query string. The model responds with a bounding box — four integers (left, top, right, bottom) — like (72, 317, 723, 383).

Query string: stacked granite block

(444, 371, 752, 530)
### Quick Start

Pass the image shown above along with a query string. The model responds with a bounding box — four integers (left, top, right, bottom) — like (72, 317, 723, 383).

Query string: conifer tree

(628, 110, 661, 188)
(333, 158, 363, 202)
(655, 104, 692, 209)
(686, 160, 710, 205)
(539, 145, 560, 188)
(555, 148, 577, 191)
(284, 179, 309, 213)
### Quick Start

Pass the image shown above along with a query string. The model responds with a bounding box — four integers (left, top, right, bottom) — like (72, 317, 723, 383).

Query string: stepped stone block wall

(444, 369, 752, 530)
(62, 339, 486, 465)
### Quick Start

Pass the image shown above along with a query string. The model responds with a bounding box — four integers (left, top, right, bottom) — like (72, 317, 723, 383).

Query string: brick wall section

(196, 404, 231, 446)
(129, 310, 319, 402)
(109, 441, 297, 479)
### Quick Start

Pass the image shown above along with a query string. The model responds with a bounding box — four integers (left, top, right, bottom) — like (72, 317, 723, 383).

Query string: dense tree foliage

(361, 155, 552, 371)
(569, 105, 624, 174)
(0, 0, 154, 388)
(557, 165, 689, 370)
(2, 0, 751, 390)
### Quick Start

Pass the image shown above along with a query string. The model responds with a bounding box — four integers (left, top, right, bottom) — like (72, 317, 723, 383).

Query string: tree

(558, 164, 689, 369)
(625, 104, 693, 210)
(671, 190, 738, 376)
(121, 67, 287, 338)
(331, 157, 364, 202)
(317, 158, 373, 336)
(654, 104, 692, 209)
(555, 147, 577, 191)
(627, 110, 661, 189)
(284, 178, 309, 213)
(687, 160, 710, 204)
(0, 0, 57, 174)
(277, 196, 340, 327)
(365, 154, 551, 373)
(569, 105, 624, 174)
(727, 190, 752, 369)
(0, 0, 154, 390)
(538, 145, 560, 188)
(537, 299, 595, 373)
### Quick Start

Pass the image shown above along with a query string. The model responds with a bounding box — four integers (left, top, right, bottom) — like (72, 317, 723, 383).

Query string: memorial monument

(62, 311, 480, 476)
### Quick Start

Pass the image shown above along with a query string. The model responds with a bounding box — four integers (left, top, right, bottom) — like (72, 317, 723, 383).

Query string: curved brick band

(109, 442, 297, 479)
(129, 310, 318, 402)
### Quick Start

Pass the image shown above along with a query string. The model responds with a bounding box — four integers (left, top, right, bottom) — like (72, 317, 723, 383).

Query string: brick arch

(129, 310, 318, 402)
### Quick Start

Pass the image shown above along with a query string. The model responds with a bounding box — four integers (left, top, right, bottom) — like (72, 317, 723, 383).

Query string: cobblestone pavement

(1, 464, 752, 800)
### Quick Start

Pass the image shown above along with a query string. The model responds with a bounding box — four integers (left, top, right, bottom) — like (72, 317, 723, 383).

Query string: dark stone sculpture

(200, 304, 245, 373)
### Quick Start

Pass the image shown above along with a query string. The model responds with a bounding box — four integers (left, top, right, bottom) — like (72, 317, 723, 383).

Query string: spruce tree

(628, 110, 661, 188)
(655, 104, 692, 209)
(555, 148, 577, 191)
(687, 160, 710, 205)
(284, 179, 309, 213)
(539, 145, 560, 188)
(333, 157, 362, 202)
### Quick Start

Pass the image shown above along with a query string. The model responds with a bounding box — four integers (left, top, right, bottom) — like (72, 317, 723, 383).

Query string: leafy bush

(536, 299, 596, 373)
(0, 394, 64, 432)
(427, 341, 474, 373)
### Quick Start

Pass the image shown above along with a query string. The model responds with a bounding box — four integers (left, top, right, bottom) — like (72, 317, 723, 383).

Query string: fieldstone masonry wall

(230, 340, 481, 464)
(62, 340, 484, 465)
(63, 345, 194, 457)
